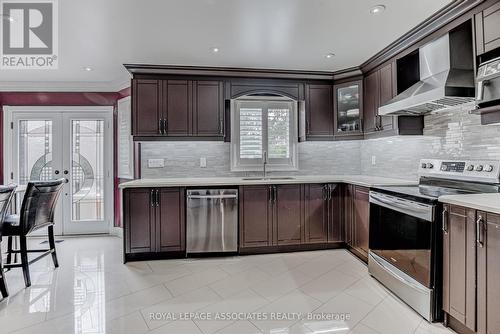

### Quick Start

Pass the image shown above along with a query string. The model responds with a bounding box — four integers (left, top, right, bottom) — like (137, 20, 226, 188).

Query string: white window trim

(230, 96, 299, 172)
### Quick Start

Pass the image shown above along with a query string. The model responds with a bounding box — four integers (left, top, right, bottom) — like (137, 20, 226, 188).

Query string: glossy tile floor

(0, 236, 456, 334)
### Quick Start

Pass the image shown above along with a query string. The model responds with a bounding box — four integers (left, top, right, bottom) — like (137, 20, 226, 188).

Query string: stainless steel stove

(368, 159, 500, 322)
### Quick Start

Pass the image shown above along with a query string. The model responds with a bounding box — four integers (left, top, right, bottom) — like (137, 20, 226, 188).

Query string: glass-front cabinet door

(334, 80, 363, 137)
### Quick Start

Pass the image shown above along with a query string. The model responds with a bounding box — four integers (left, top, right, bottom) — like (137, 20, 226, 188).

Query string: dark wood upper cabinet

(123, 187, 185, 260)
(193, 81, 224, 137)
(442, 205, 476, 331)
(132, 80, 162, 137)
(124, 188, 156, 254)
(363, 62, 423, 138)
(477, 212, 500, 334)
(275, 184, 303, 245)
(475, 2, 500, 56)
(239, 185, 273, 248)
(334, 80, 364, 139)
(363, 72, 378, 134)
(164, 80, 191, 136)
(305, 84, 334, 139)
(132, 78, 224, 139)
(156, 188, 185, 252)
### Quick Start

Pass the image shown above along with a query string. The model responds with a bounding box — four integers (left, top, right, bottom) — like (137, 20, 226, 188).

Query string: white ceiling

(0, 0, 452, 91)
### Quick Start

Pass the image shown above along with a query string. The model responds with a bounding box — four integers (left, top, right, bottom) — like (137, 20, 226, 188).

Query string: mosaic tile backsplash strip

(140, 105, 500, 180)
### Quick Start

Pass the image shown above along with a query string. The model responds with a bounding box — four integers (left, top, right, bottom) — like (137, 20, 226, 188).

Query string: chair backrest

(19, 179, 65, 235)
(0, 185, 17, 238)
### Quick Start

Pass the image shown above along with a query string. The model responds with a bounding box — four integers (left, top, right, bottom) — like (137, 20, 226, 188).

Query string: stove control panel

(419, 159, 500, 183)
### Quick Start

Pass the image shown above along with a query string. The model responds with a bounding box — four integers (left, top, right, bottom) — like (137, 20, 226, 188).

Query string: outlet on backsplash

(148, 159, 165, 168)
(371, 155, 376, 165)
(200, 157, 207, 168)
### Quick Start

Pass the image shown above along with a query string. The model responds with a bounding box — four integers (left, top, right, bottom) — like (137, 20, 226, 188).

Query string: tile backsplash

(140, 105, 500, 180)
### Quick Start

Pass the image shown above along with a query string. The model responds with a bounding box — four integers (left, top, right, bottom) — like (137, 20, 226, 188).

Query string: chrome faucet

(263, 151, 268, 179)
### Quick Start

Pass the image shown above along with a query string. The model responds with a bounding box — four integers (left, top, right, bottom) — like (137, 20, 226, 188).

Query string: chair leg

(6, 236, 12, 265)
(19, 236, 31, 287)
(48, 226, 59, 268)
(0, 245, 8, 298)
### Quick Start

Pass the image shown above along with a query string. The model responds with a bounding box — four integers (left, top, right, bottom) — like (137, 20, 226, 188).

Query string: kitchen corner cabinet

(305, 84, 334, 140)
(475, 1, 500, 56)
(132, 79, 224, 139)
(334, 80, 364, 139)
(123, 187, 185, 260)
(442, 205, 500, 334)
(344, 185, 370, 261)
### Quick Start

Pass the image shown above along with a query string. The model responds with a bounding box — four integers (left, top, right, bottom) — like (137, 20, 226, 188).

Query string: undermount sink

(242, 176, 296, 181)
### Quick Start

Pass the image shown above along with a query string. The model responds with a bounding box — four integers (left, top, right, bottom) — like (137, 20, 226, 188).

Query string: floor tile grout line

(353, 295, 388, 333)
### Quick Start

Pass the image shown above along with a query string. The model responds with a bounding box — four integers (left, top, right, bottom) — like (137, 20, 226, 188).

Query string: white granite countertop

(119, 174, 417, 189)
(439, 193, 500, 215)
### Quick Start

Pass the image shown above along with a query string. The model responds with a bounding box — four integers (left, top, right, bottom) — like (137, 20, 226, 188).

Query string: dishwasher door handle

(188, 195, 238, 199)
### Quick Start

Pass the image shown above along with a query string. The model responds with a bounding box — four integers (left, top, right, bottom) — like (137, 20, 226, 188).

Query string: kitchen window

(231, 96, 298, 172)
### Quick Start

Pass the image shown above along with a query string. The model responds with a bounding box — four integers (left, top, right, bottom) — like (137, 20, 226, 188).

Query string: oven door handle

(369, 191, 434, 222)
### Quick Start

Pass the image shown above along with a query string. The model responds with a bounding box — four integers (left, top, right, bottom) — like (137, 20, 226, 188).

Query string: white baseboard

(110, 226, 123, 238)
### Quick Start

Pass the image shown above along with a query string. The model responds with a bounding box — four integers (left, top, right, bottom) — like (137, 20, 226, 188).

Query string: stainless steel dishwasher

(186, 189, 238, 253)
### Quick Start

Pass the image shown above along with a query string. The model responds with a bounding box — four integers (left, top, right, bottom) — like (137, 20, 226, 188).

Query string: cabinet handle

(476, 215, 484, 247)
(150, 189, 155, 207)
(163, 119, 168, 135)
(442, 207, 448, 234)
(158, 120, 163, 135)
(269, 186, 273, 203)
(155, 189, 160, 207)
(273, 186, 277, 203)
(322, 185, 328, 201)
(219, 120, 224, 135)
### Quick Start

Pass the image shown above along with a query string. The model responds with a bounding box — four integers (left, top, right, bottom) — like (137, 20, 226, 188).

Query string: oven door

(369, 191, 435, 288)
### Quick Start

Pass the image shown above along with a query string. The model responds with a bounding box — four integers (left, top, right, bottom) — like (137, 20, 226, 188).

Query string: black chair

(0, 185, 17, 298)
(3, 179, 65, 288)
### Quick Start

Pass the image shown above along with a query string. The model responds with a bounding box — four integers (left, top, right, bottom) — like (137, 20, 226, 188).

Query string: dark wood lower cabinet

(240, 183, 344, 253)
(344, 185, 370, 261)
(442, 206, 500, 334)
(123, 187, 185, 261)
(442, 205, 476, 331)
(239, 185, 273, 248)
(477, 212, 500, 334)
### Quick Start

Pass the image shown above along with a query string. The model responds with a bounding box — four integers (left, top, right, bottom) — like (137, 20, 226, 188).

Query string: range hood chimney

(378, 23, 475, 116)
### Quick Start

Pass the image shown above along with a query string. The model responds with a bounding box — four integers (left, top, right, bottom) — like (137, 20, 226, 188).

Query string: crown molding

(360, 0, 485, 73)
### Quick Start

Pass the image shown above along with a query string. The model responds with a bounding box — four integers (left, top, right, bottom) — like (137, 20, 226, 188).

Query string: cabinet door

(363, 72, 378, 134)
(304, 184, 328, 243)
(353, 186, 370, 256)
(305, 84, 334, 139)
(378, 63, 396, 131)
(239, 186, 273, 248)
(193, 81, 224, 137)
(164, 80, 191, 136)
(477, 212, 500, 334)
(123, 188, 155, 253)
(442, 205, 476, 330)
(475, 2, 500, 55)
(132, 80, 161, 136)
(275, 184, 303, 245)
(344, 184, 354, 246)
(334, 81, 363, 137)
(156, 188, 185, 252)
(328, 184, 343, 242)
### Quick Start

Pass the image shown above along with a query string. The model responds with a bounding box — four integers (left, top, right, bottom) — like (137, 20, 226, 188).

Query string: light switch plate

(200, 157, 207, 168)
(148, 159, 165, 168)
(371, 155, 376, 165)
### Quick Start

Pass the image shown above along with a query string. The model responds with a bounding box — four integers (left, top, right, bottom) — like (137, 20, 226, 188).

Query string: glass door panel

(336, 84, 361, 133)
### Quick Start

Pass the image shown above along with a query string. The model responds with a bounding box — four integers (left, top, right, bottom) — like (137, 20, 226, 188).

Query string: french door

(4, 106, 113, 235)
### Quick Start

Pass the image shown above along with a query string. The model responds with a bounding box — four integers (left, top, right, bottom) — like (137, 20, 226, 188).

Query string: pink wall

(0, 89, 131, 228)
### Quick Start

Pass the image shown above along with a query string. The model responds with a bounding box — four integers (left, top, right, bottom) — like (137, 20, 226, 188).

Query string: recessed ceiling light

(370, 5, 386, 14)
(325, 53, 336, 59)
(210, 47, 220, 53)
(83, 66, 93, 72)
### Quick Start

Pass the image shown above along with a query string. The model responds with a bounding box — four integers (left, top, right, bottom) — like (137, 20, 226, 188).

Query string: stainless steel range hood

(378, 25, 475, 116)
